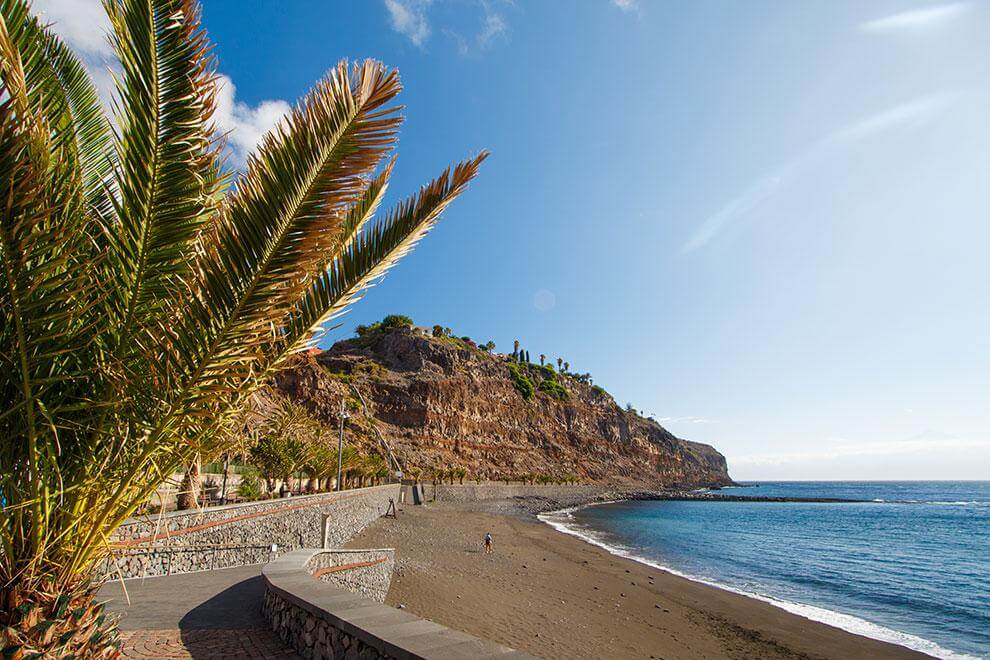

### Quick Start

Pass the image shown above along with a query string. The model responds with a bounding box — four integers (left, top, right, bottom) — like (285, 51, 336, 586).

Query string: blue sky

(38, 0, 990, 480)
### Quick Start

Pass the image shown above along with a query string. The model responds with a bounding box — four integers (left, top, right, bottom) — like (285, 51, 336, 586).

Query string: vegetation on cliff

(269, 316, 732, 488)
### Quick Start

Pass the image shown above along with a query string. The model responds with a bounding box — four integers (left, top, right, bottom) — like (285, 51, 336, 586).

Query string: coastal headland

(348, 491, 930, 660)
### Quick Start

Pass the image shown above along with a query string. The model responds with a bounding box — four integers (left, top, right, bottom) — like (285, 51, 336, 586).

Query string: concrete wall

(107, 485, 399, 579)
(430, 483, 611, 503)
(263, 550, 534, 660)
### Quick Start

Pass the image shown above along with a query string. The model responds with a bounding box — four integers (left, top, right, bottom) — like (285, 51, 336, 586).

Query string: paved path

(99, 564, 299, 659)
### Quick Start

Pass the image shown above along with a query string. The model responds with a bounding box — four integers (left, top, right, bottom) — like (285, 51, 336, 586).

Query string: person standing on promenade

(484, 532, 494, 554)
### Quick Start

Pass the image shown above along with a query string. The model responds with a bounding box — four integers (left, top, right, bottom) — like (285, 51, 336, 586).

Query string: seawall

(262, 549, 534, 659)
(106, 484, 399, 578)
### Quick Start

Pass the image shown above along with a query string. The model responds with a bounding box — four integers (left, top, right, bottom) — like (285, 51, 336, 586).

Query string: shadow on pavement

(177, 574, 268, 629)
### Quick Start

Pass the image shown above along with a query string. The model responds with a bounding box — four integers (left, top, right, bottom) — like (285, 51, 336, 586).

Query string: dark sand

(348, 499, 929, 660)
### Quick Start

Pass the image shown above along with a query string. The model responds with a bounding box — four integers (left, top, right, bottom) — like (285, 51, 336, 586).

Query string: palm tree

(302, 423, 337, 491)
(176, 460, 202, 510)
(557, 357, 563, 371)
(337, 447, 363, 489)
(359, 454, 389, 486)
(0, 0, 486, 654)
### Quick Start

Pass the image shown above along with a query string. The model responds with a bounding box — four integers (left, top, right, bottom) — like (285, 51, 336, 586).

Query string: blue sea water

(539, 482, 990, 659)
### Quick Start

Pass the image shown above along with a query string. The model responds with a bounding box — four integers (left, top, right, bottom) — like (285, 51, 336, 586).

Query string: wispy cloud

(825, 93, 957, 144)
(385, 0, 433, 47)
(477, 4, 508, 48)
(34, 0, 290, 170)
(612, 0, 638, 12)
(444, 2, 507, 55)
(681, 93, 958, 253)
(658, 416, 717, 425)
(681, 171, 789, 254)
(732, 432, 990, 466)
(859, 2, 971, 33)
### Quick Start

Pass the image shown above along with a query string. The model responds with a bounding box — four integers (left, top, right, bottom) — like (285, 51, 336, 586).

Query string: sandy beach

(347, 496, 929, 660)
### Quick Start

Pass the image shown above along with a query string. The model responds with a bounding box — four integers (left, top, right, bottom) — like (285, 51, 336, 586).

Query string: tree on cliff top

(380, 314, 413, 329)
(0, 0, 487, 653)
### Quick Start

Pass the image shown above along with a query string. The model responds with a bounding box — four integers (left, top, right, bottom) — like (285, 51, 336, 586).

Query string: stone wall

(431, 483, 613, 503)
(106, 485, 399, 579)
(263, 550, 533, 659)
(306, 549, 395, 603)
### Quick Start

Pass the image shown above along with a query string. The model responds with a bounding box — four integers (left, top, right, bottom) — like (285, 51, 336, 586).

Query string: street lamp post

(336, 397, 348, 492)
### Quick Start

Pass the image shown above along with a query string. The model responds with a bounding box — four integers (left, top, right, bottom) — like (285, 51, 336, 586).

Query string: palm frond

(281, 152, 489, 354)
(105, 0, 222, 334)
(0, 92, 99, 559)
(162, 60, 402, 423)
(1, 1, 487, 651)
(0, 0, 114, 215)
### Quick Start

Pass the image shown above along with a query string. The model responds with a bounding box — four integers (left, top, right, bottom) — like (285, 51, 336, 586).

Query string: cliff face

(269, 329, 732, 488)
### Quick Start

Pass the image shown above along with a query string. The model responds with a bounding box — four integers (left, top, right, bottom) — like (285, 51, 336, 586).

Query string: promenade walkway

(99, 564, 298, 659)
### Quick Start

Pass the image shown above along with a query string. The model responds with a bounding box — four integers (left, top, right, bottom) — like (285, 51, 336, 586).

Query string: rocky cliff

(268, 328, 732, 488)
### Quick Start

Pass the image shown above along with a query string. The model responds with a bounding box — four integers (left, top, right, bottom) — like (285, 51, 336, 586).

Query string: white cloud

(658, 416, 717, 424)
(385, 0, 433, 47)
(731, 433, 990, 466)
(825, 93, 958, 145)
(681, 93, 958, 253)
(33, 0, 290, 170)
(859, 2, 971, 33)
(33, 0, 117, 106)
(215, 75, 291, 168)
(681, 171, 787, 254)
(434, 1, 508, 55)
(612, 0, 638, 11)
(477, 5, 507, 48)
(34, 0, 113, 57)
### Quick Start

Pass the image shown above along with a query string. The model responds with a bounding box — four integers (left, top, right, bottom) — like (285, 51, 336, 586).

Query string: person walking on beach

(484, 532, 493, 554)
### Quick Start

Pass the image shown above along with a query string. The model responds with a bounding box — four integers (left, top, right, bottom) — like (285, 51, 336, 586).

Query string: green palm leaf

(162, 60, 403, 424)
(106, 0, 222, 334)
(0, 0, 114, 215)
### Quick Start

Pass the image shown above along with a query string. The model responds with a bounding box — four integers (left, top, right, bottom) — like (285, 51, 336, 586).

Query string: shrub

(592, 384, 606, 395)
(381, 314, 413, 329)
(539, 378, 569, 400)
(237, 469, 266, 501)
(507, 362, 535, 400)
(322, 367, 353, 383)
(355, 323, 378, 337)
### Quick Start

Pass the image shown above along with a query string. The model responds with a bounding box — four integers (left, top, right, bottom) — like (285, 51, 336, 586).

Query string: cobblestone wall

(106, 485, 399, 578)
(263, 588, 393, 660)
(306, 549, 394, 603)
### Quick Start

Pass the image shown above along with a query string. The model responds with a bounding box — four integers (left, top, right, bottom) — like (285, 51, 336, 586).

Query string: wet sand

(348, 500, 929, 660)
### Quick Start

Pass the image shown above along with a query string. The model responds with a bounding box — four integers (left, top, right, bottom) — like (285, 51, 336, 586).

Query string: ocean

(539, 481, 989, 659)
